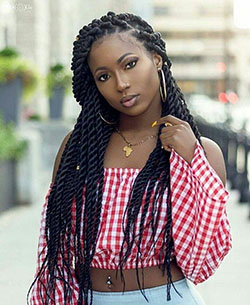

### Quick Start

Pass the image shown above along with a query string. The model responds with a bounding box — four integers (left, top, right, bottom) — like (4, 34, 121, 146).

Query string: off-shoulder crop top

(91, 167, 172, 269)
(29, 140, 232, 304)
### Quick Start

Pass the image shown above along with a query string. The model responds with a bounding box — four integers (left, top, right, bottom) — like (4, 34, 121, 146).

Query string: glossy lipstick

(120, 94, 139, 108)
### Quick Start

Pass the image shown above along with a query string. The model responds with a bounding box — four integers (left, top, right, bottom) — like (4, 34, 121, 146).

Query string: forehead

(88, 33, 146, 68)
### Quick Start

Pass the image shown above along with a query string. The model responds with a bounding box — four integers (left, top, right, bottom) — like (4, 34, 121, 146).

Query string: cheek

(96, 83, 118, 107)
(95, 83, 110, 99)
(140, 65, 159, 94)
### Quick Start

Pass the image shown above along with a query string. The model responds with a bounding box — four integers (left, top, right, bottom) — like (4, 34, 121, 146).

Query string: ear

(152, 52, 163, 69)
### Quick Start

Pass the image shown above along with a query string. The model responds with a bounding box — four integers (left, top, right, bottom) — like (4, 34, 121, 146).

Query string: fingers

(161, 127, 175, 137)
(160, 128, 175, 152)
(164, 122, 173, 127)
(161, 144, 172, 152)
(151, 115, 189, 153)
(160, 138, 174, 150)
(151, 115, 185, 127)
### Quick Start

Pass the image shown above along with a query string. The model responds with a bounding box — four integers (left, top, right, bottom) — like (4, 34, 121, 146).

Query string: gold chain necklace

(115, 127, 157, 157)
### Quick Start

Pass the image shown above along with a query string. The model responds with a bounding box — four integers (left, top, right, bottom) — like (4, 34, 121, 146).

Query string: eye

(125, 59, 138, 70)
(98, 73, 110, 82)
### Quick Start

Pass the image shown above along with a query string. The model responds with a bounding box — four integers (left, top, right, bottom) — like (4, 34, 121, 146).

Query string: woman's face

(87, 32, 162, 117)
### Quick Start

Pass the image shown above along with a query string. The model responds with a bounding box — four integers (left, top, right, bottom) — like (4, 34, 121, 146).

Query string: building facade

(152, 0, 250, 102)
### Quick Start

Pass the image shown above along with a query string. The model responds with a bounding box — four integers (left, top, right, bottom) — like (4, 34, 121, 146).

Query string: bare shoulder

(200, 136, 227, 186)
(52, 130, 73, 183)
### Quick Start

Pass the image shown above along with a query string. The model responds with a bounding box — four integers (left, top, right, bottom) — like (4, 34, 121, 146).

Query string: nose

(116, 73, 130, 92)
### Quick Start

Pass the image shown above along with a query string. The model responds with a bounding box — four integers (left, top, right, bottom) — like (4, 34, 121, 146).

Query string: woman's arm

(169, 137, 232, 284)
(51, 130, 73, 183)
(200, 136, 227, 186)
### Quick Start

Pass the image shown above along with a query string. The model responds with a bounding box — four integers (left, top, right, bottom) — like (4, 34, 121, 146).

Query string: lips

(120, 94, 139, 108)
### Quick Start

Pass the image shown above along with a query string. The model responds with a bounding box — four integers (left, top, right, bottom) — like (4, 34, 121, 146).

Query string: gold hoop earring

(158, 69, 167, 103)
(99, 112, 117, 125)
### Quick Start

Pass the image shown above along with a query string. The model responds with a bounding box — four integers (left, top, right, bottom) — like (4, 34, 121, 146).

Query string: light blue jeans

(89, 278, 206, 305)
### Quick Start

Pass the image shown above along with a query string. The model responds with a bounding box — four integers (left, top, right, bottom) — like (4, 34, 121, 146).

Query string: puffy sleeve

(29, 183, 80, 305)
(169, 140, 232, 284)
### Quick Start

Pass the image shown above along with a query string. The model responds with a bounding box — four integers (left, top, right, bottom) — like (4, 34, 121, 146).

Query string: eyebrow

(94, 52, 135, 74)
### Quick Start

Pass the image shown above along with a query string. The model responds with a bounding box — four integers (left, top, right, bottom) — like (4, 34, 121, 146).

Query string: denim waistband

(92, 277, 187, 296)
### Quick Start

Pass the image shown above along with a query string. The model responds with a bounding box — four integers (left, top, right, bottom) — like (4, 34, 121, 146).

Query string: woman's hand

(152, 115, 197, 164)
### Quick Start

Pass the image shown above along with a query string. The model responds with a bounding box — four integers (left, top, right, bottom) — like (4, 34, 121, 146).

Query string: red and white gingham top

(29, 140, 232, 304)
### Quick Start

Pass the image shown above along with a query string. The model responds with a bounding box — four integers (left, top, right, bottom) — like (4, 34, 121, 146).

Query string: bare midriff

(87, 260, 184, 292)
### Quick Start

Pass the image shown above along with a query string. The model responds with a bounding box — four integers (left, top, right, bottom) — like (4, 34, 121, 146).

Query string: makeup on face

(88, 33, 162, 119)
(120, 94, 140, 108)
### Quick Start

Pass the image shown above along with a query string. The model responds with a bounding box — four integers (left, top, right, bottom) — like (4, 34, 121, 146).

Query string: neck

(118, 100, 162, 135)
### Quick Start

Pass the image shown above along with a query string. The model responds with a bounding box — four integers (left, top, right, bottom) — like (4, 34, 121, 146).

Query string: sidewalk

(0, 183, 49, 305)
(0, 184, 249, 305)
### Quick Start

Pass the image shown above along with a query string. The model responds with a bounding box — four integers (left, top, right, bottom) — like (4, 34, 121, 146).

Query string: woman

(28, 11, 232, 305)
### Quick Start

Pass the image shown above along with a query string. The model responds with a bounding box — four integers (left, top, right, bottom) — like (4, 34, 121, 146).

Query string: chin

(124, 107, 151, 118)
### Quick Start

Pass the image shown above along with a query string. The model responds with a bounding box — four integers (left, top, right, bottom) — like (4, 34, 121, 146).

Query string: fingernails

(152, 121, 157, 127)
(165, 122, 173, 127)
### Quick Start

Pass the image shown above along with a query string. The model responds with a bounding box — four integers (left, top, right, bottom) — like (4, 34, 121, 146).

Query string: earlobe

(152, 52, 163, 69)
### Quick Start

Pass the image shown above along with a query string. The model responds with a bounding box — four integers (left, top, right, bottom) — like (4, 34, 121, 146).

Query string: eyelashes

(97, 58, 138, 82)
(98, 74, 110, 82)
(125, 59, 138, 69)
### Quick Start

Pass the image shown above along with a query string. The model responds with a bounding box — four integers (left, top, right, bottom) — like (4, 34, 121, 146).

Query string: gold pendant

(123, 145, 133, 157)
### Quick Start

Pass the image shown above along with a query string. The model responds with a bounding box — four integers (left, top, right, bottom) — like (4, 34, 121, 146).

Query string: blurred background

(0, 0, 249, 304)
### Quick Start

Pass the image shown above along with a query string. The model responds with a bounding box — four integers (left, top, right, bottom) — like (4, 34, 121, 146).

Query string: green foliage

(0, 46, 39, 101)
(0, 115, 28, 161)
(27, 113, 42, 121)
(47, 63, 72, 97)
(0, 47, 19, 58)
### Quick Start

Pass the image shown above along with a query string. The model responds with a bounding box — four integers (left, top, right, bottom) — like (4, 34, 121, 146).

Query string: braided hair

(28, 11, 201, 305)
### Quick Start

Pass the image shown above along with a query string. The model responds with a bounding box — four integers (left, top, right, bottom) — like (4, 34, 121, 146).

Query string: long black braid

(28, 11, 201, 305)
